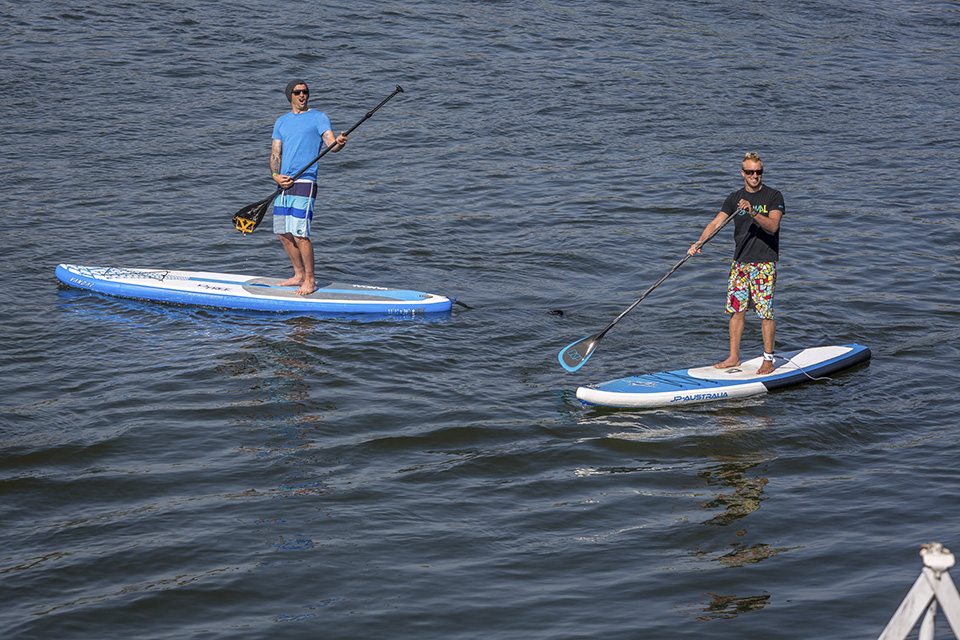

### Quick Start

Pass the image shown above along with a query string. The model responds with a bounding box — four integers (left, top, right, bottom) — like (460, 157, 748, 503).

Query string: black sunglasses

(742, 168, 763, 175)
(292, 89, 309, 96)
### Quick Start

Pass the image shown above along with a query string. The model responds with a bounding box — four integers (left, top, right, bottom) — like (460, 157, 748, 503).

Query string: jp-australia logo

(671, 391, 729, 403)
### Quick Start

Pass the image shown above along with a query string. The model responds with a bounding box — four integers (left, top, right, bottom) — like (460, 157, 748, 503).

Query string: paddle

(233, 84, 405, 233)
(557, 207, 746, 372)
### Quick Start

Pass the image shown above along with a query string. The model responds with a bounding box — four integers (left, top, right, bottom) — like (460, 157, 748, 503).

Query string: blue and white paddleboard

(576, 344, 870, 408)
(56, 264, 452, 315)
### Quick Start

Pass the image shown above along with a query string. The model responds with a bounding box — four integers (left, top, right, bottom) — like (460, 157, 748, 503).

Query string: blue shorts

(273, 180, 317, 238)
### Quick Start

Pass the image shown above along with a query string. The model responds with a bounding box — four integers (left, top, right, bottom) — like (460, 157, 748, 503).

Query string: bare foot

(294, 281, 317, 296)
(714, 358, 740, 369)
(757, 361, 775, 375)
(276, 276, 303, 287)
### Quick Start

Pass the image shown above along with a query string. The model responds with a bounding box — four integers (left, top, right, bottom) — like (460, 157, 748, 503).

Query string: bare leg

(276, 233, 306, 287)
(757, 318, 776, 374)
(293, 236, 316, 295)
(715, 311, 745, 368)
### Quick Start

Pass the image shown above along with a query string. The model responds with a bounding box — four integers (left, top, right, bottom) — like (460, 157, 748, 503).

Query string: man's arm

(322, 129, 348, 152)
(270, 139, 283, 176)
(736, 196, 781, 233)
(749, 208, 782, 233)
(271, 139, 292, 189)
(688, 211, 730, 255)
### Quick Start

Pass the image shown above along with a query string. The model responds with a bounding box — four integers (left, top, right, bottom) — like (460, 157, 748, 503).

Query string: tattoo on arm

(323, 130, 338, 150)
(270, 140, 283, 174)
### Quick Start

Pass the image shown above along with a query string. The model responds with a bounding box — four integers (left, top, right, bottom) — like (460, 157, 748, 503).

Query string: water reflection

(687, 422, 789, 620)
(698, 456, 769, 528)
(582, 410, 786, 620)
(694, 430, 790, 567)
(688, 591, 771, 621)
(691, 456, 789, 568)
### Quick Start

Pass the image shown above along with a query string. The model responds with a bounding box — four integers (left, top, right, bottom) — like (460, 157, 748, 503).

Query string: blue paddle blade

(558, 334, 600, 372)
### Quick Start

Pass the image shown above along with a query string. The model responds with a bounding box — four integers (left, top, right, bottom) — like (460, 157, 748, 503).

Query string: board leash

(451, 299, 564, 316)
(774, 352, 833, 382)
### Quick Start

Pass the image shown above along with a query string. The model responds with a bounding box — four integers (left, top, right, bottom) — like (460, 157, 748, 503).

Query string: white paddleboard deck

(56, 264, 452, 314)
(577, 344, 870, 408)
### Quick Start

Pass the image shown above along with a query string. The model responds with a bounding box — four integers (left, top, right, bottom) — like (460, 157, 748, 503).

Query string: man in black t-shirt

(688, 152, 785, 374)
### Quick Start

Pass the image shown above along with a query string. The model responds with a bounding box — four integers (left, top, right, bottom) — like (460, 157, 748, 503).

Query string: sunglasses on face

(292, 89, 309, 96)
(742, 168, 763, 175)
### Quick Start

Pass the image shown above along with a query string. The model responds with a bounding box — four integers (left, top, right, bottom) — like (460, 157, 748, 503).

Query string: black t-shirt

(721, 185, 785, 263)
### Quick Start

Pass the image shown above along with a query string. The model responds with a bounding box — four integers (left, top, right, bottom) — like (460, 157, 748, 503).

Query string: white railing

(879, 543, 960, 640)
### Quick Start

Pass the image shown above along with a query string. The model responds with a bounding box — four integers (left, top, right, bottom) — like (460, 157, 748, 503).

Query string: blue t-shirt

(272, 110, 333, 181)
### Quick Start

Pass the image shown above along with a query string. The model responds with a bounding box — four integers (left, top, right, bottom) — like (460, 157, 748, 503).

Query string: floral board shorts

(726, 261, 776, 319)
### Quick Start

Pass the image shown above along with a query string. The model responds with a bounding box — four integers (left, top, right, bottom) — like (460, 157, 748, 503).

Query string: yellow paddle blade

(234, 216, 256, 234)
(231, 195, 273, 234)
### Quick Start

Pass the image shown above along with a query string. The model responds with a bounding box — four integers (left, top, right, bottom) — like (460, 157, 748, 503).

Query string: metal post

(878, 542, 960, 640)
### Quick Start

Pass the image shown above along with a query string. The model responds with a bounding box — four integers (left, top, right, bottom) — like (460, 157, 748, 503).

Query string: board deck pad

(56, 264, 452, 314)
(576, 344, 870, 408)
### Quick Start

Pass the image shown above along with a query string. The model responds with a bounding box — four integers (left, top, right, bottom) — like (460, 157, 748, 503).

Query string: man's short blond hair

(742, 152, 762, 168)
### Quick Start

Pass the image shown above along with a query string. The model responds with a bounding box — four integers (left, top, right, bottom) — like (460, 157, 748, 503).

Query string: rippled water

(3, 1, 960, 638)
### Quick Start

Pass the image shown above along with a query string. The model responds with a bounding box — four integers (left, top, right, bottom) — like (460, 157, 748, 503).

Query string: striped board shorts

(726, 261, 777, 319)
(273, 179, 318, 238)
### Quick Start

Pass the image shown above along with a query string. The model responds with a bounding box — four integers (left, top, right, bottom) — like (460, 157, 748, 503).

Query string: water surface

(2, 1, 960, 638)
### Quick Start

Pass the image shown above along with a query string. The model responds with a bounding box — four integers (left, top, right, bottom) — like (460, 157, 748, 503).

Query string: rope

(450, 299, 564, 316)
(774, 351, 834, 382)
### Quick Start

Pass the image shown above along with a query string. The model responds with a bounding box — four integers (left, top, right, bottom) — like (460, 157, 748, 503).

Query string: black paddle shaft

(558, 207, 744, 371)
(233, 85, 405, 233)
(285, 84, 404, 184)
(600, 209, 742, 336)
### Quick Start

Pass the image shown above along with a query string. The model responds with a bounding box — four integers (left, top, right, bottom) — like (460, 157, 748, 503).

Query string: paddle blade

(232, 192, 276, 234)
(558, 333, 602, 372)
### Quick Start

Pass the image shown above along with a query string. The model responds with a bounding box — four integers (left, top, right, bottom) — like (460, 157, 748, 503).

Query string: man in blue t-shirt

(688, 152, 785, 374)
(270, 79, 349, 295)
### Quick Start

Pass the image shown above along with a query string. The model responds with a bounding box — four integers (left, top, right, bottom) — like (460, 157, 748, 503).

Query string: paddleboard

(55, 264, 452, 314)
(576, 344, 870, 408)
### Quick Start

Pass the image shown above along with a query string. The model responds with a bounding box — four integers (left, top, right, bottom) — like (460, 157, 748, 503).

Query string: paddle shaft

(558, 207, 745, 371)
(283, 84, 404, 184)
(594, 208, 743, 340)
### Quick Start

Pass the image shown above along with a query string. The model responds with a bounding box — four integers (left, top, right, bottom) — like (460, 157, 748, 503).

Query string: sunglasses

(742, 168, 763, 175)
(291, 89, 309, 96)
